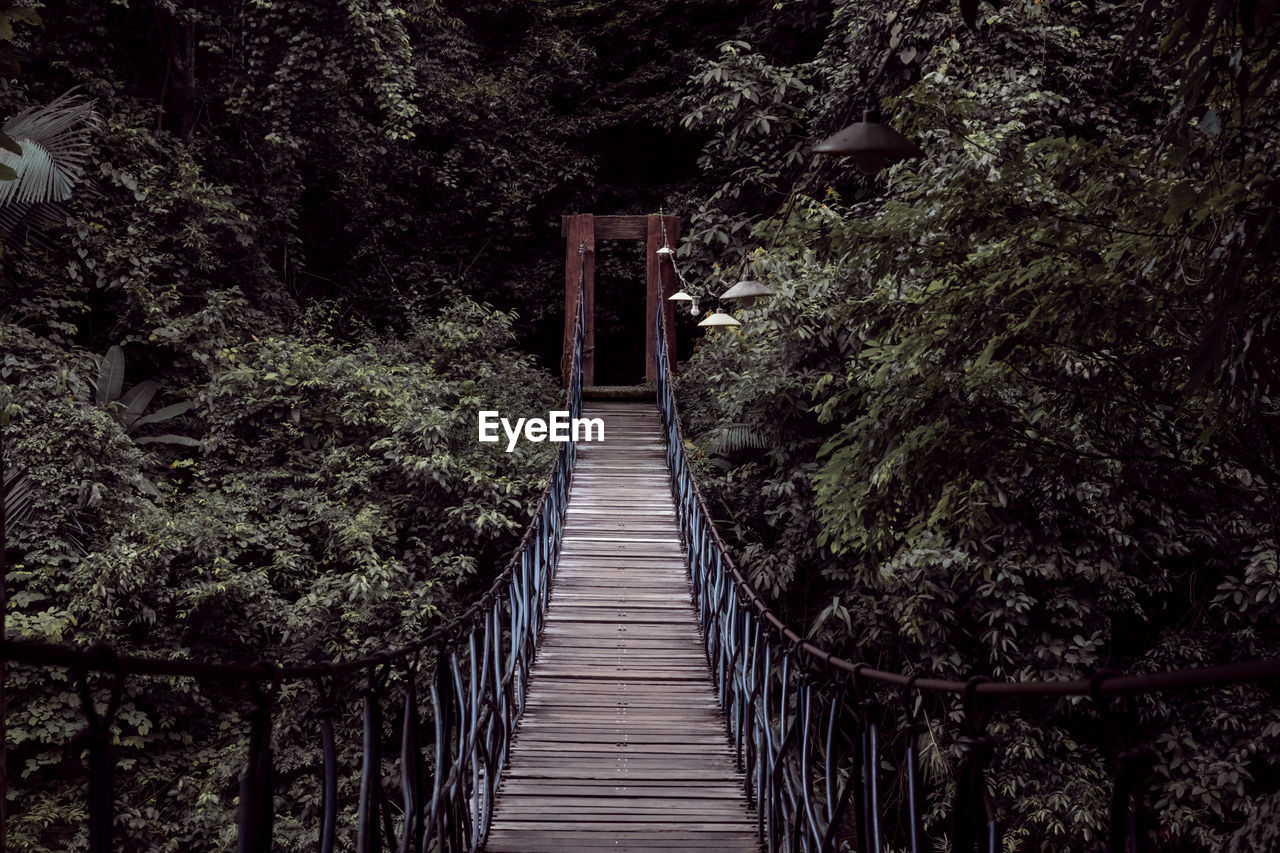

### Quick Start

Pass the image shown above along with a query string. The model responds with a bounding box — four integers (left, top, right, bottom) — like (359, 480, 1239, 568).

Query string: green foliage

(697, 422, 769, 457)
(0, 0, 796, 847)
(4, 0, 1275, 847)
(2, 296, 559, 849)
(675, 0, 1280, 848)
(0, 88, 98, 266)
(0, 3, 40, 94)
(0, 90, 97, 206)
(91, 345, 197, 448)
(1226, 790, 1280, 852)
(2, 457, 34, 528)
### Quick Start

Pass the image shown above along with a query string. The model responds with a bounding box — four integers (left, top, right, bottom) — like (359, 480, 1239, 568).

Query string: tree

(674, 0, 1280, 847)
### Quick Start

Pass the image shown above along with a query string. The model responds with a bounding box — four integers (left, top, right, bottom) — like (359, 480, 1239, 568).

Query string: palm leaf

(3, 463, 90, 556)
(0, 200, 67, 254)
(0, 91, 98, 207)
(3, 465, 36, 530)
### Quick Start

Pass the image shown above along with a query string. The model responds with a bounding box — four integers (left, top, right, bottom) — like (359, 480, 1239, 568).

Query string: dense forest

(1, 0, 1278, 850)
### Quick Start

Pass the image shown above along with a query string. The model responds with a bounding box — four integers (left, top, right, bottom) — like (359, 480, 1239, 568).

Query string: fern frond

(698, 423, 769, 456)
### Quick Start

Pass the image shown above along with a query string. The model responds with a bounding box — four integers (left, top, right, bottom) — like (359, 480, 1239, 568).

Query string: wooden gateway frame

(562, 213, 680, 386)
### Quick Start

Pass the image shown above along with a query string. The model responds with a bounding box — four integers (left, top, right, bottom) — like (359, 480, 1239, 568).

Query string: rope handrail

(2, 270, 589, 853)
(0, 365, 574, 684)
(653, 282, 1280, 700)
(0, 456, 564, 683)
(652, 251, 1280, 852)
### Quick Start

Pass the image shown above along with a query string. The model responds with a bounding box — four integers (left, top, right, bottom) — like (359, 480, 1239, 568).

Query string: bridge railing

(0, 273, 587, 853)
(653, 276, 1280, 853)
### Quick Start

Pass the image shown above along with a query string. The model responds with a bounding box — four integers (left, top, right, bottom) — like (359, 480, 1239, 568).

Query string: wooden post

(645, 214, 680, 382)
(563, 214, 595, 387)
(565, 212, 678, 387)
(662, 216, 679, 372)
(1, 409, 7, 853)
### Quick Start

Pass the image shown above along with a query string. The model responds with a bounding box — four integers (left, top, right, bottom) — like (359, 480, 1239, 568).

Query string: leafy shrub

(674, 0, 1280, 848)
(2, 295, 559, 850)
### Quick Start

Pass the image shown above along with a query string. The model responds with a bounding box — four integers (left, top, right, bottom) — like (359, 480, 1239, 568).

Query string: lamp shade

(656, 246, 675, 257)
(698, 311, 741, 328)
(720, 280, 776, 300)
(814, 110, 925, 175)
(667, 290, 694, 302)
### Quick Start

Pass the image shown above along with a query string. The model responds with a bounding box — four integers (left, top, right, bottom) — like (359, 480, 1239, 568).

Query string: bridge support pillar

(562, 212, 680, 386)
(563, 213, 595, 386)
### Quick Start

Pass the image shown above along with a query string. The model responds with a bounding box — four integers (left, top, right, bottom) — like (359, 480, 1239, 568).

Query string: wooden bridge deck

(484, 401, 759, 853)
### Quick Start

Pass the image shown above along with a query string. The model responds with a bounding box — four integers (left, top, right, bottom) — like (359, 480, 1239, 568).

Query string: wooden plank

(487, 839, 758, 853)
(483, 840, 752, 845)
(496, 781, 749, 798)
(494, 802, 754, 815)
(530, 658, 708, 669)
(483, 401, 759, 853)
(562, 214, 649, 241)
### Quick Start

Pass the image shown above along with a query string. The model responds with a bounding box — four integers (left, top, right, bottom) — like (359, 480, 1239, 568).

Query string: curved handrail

(654, 318, 1280, 699)
(652, 260, 1280, 852)
(0, 270, 588, 853)
(1, 314, 582, 682)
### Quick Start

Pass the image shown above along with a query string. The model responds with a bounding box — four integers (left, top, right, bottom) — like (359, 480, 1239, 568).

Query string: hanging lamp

(720, 279, 776, 307)
(814, 109, 925, 175)
(698, 311, 741, 328)
(668, 290, 702, 316)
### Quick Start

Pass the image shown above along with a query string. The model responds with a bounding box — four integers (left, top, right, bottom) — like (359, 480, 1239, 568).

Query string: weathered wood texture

(484, 403, 760, 853)
(563, 214, 596, 387)
(562, 214, 649, 241)
(582, 384, 656, 401)
(646, 215, 679, 383)
(564, 213, 680, 387)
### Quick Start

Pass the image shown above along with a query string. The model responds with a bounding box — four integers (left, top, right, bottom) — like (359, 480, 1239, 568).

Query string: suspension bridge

(484, 401, 758, 852)
(2, 212, 1279, 853)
